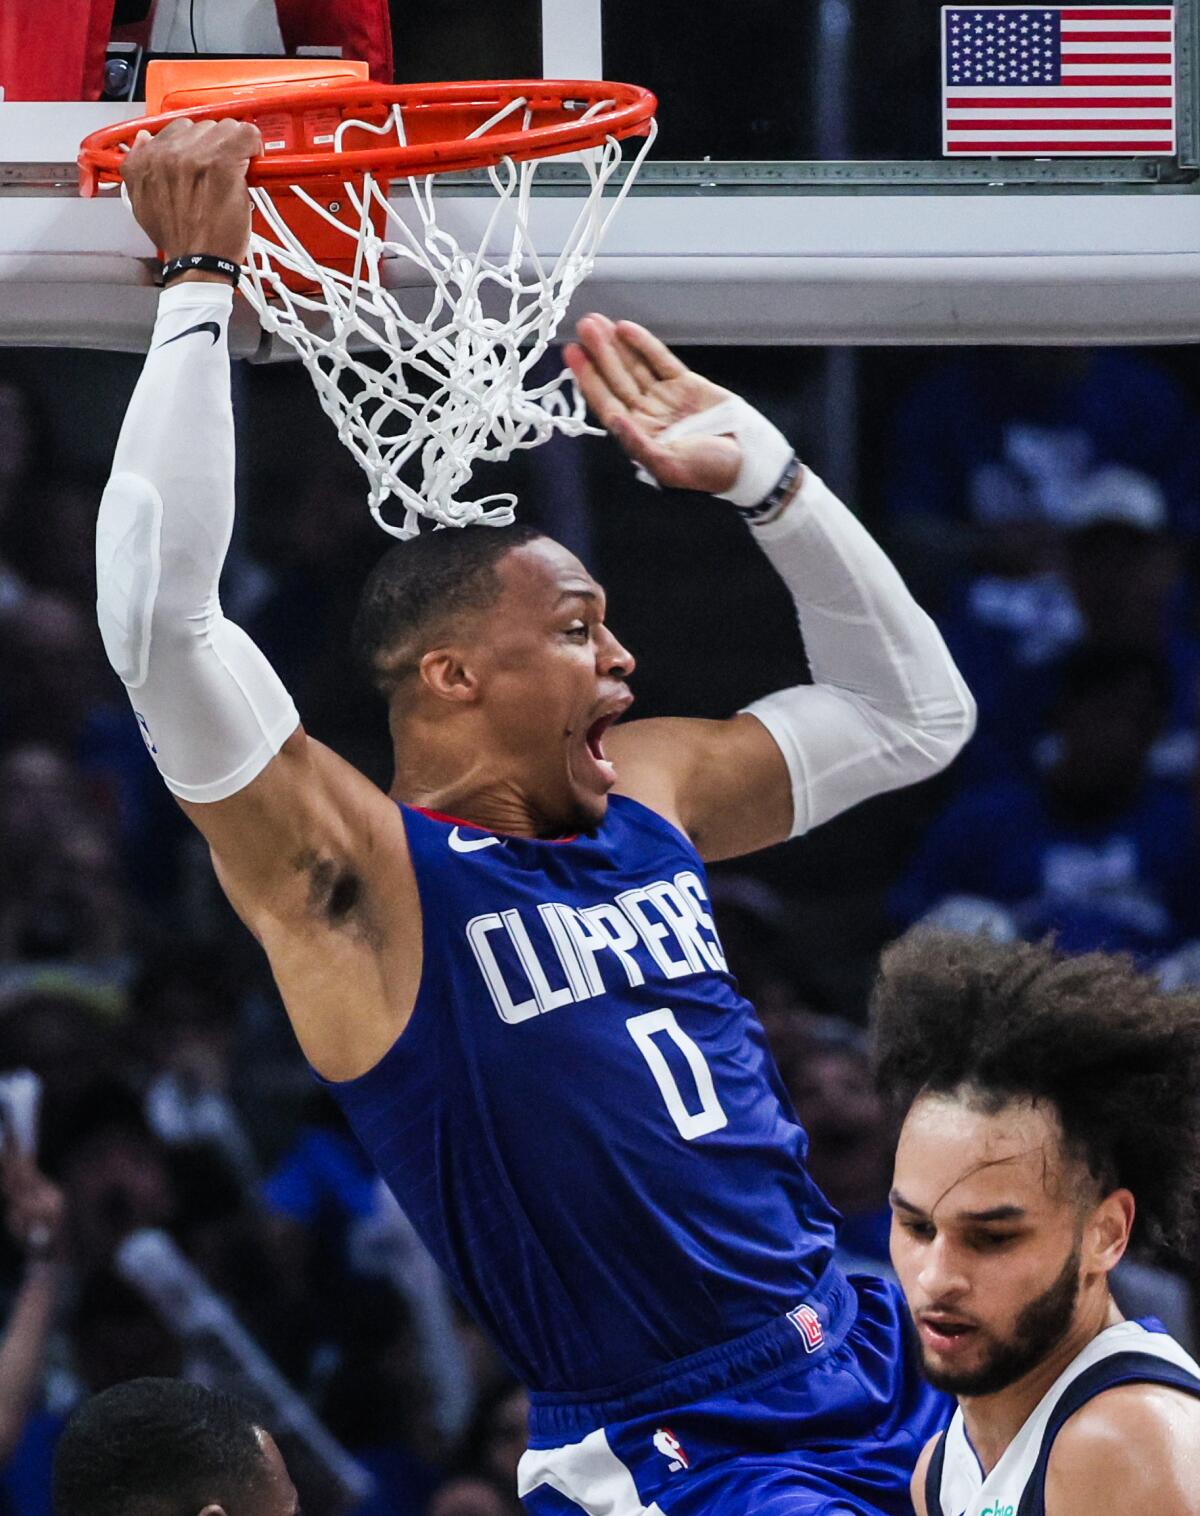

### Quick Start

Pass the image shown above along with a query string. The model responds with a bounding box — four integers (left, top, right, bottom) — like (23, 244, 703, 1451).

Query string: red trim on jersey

(410, 806, 579, 843)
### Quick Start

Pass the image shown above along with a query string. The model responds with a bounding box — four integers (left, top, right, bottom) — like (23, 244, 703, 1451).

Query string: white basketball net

(238, 96, 657, 537)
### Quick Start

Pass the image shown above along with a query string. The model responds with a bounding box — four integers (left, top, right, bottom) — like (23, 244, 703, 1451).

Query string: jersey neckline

(409, 805, 580, 844)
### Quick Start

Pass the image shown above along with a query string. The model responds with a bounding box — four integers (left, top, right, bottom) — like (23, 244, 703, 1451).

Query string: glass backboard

(421, 0, 1199, 178)
(0, 0, 1197, 353)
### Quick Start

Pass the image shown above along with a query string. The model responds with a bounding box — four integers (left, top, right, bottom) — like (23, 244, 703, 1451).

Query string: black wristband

(161, 254, 240, 289)
(735, 452, 803, 526)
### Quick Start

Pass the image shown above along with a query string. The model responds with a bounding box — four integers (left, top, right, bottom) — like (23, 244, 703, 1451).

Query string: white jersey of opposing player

(926, 1317, 1200, 1516)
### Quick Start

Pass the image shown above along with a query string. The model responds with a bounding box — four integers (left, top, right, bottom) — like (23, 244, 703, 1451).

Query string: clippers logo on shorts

(787, 1303, 825, 1352)
(652, 1428, 689, 1472)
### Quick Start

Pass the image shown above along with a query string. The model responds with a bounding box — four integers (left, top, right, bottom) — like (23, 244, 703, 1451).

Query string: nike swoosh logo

(448, 827, 502, 854)
(155, 320, 221, 350)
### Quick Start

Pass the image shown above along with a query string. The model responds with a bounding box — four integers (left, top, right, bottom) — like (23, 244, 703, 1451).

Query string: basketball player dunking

(875, 931, 1200, 1516)
(98, 120, 976, 1513)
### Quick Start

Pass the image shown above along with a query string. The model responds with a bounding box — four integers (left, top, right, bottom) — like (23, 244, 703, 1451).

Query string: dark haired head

(352, 520, 633, 837)
(1046, 643, 1171, 815)
(52, 1379, 274, 1516)
(1053, 642, 1171, 727)
(352, 523, 546, 700)
(871, 930, 1200, 1255)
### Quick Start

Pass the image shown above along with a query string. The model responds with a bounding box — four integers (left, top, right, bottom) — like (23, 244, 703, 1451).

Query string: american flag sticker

(942, 6, 1176, 156)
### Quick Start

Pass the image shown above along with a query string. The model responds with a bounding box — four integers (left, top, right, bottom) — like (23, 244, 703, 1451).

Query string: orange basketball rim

(77, 72, 658, 193)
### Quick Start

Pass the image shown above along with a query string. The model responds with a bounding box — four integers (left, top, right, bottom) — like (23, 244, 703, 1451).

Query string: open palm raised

(564, 313, 743, 495)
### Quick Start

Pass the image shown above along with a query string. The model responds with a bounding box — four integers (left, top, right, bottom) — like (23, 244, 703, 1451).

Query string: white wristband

(634, 395, 795, 510)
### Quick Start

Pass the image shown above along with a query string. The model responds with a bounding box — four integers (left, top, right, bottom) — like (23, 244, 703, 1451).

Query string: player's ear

(1084, 1187, 1135, 1280)
(418, 645, 480, 704)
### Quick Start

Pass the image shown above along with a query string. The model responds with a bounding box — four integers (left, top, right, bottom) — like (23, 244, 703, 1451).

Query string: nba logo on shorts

(652, 1428, 689, 1472)
(787, 1303, 824, 1353)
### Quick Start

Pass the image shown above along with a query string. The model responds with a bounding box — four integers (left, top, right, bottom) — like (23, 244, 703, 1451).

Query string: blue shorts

(518, 1271, 950, 1515)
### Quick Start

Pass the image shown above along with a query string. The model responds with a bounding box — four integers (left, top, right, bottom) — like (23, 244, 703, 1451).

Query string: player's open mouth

(576, 694, 632, 791)
(918, 1315, 978, 1354)
(584, 714, 618, 788)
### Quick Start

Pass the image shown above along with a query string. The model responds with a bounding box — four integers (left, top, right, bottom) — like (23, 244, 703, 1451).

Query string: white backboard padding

(2, 103, 1200, 348)
(2, 192, 1199, 350)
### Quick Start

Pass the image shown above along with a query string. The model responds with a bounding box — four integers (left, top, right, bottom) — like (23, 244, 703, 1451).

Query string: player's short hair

(871, 931, 1200, 1255)
(352, 522, 546, 699)
(52, 1378, 269, 1516)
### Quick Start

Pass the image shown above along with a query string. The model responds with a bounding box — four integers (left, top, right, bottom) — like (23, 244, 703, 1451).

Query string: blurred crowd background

(1, 327, 1199, 1515)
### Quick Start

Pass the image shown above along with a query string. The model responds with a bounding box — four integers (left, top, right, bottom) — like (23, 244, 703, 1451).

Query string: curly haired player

(873, 931, 1200, 1516)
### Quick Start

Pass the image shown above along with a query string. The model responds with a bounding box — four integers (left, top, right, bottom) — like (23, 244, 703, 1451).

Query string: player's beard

(917, 1243, 1081, 1398)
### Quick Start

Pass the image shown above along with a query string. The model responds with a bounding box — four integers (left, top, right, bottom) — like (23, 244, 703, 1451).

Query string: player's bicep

(182, 731, 424, 1080)
(613, 673, 953, 862)
(610, 713, 793, 861)
(177, 726, 401, 932)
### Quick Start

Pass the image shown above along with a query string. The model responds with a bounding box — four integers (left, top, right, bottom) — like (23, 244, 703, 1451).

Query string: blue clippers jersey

(322, 796, 840, 1393)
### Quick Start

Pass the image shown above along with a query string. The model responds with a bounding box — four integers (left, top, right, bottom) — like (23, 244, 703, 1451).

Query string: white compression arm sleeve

(96, 283, 300, 803)
(742, 468, 976, 837)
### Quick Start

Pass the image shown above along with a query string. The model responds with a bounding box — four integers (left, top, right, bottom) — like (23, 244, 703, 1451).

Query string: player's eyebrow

(889, 1190, 1026, 1223)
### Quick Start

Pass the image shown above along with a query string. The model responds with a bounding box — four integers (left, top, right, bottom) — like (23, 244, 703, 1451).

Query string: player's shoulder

(1045, 1380, 1200, 1516)
(609, 717, 699, 823)
(1052, 1376, 1200, 1455)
